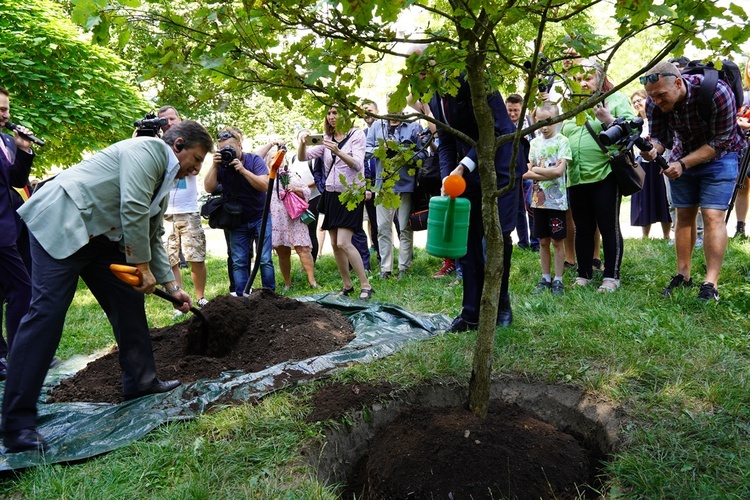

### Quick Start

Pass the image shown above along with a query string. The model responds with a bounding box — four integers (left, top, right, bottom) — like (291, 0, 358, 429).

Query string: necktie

(0, 137, 11, 163)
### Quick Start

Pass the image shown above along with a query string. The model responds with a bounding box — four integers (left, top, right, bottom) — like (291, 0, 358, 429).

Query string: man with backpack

(642, 60, 745, 301)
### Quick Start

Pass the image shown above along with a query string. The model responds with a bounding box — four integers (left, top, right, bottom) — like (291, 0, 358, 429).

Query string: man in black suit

(429, 75, 526, 332)
(0, 86, 35, 379)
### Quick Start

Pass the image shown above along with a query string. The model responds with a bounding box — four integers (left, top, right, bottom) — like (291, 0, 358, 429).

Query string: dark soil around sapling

(307, 383, 602, 499)
(49, 291, 355, 404)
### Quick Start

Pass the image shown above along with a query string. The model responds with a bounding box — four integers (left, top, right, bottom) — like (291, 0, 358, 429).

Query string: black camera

(599, 116, 669, 170)
(599, 117, 644, 146)
(134, 113, 168, 137)
(219, 145, 237, 167)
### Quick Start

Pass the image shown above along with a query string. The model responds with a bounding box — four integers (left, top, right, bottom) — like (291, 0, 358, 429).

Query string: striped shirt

(646, 74, 744, 162)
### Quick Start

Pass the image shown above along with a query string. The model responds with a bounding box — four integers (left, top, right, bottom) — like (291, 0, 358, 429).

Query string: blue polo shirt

(216, 152, 269, 222)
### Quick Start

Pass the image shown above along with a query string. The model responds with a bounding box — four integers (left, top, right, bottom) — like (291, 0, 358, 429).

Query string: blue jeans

(670, 153, 738, 210)
(230, 217, 275, 294)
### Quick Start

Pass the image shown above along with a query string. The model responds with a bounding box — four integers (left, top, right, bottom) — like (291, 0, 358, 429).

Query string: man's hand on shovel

(110, 264, 192, 313)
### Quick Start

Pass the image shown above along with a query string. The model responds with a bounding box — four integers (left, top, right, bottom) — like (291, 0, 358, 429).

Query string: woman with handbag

(297, 106, 373, 300)
(560, 60, 636, 292)
(270, 159, 318, 291)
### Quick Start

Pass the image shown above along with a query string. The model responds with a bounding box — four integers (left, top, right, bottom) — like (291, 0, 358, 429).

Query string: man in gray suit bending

(1, 120, 213, 453)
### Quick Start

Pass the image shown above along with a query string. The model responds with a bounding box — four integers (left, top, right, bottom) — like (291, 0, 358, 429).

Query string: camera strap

(584, 121, 610, 156)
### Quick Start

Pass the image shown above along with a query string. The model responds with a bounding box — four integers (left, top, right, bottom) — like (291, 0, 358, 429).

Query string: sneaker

(661, 274, 694, 297)
(564, 261, 577, 271)
(433, 259, 456, 278)
(551, 280, 564, 295)
(697, 281, 719, 301)
(197, 297, 209, 308)
(532, 280, 551, 294)
(735, 223, 746, 238)
(695, 237, 703, 250)
(173, 310, 185, 319)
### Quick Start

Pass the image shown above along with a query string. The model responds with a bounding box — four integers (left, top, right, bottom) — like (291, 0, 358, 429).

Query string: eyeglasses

(639, 73, 676, 85)
(217, 131, 237, 141)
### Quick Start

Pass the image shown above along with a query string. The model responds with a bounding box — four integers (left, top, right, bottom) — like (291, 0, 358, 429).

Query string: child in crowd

(523, 103, 572, 295)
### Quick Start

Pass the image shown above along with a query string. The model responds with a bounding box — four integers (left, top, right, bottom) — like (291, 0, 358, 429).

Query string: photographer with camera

(560, 60, 636, 292)
(641, 61, 745, 301)
(158, 107, 209, 314)
(204, 127, 275, 294)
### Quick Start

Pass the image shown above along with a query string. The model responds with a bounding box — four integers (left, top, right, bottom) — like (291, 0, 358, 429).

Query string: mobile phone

(305, 134, 325, 147)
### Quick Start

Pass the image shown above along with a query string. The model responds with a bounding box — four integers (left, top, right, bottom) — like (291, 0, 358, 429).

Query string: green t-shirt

(560, 91, 636, 187)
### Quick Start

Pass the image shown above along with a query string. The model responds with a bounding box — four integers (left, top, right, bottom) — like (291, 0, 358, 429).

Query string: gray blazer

(18, 138, 178, 283)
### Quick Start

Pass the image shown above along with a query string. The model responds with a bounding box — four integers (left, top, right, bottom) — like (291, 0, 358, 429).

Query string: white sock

(542, 274, 551, 282)
(553, 276, 563, 283)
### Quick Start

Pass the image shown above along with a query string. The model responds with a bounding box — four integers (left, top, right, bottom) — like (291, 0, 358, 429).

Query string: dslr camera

(134, 112, 168, 137)
(219, 145, 238, 167)
(599, 117, 644, 147)
(599, 116, 668, 170)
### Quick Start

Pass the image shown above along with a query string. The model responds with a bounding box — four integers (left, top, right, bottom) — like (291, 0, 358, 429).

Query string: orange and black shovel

(110, 264, 210, 351)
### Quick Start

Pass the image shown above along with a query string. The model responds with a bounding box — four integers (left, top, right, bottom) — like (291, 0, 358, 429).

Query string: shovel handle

(110, 265, 181, 306)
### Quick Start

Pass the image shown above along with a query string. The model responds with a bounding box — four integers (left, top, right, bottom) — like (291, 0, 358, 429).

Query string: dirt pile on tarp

(49, 290, 355, 404)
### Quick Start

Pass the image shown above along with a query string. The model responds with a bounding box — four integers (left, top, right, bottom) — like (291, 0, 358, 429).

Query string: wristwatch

(164, 284, 180, 294)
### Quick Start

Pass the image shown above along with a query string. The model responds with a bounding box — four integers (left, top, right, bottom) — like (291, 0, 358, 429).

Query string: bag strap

(584, 120, 610, 155)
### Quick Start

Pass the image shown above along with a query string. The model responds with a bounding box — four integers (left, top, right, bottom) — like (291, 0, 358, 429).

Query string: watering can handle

(442, 197, 455, 243)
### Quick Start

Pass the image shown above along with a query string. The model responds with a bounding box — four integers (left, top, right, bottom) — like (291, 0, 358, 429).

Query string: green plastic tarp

(0, 294, 450, 470)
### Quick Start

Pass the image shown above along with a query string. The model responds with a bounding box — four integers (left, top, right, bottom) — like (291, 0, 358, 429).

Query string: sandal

(597, 278, 620, 293)
(338, 286, 355, 296)
(572, 277, 589, 288)
(358, 287, 375, 301)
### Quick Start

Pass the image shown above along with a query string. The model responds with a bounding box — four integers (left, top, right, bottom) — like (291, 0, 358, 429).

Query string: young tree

(0, 0, 150, 172)
(70, 0, 748, 416)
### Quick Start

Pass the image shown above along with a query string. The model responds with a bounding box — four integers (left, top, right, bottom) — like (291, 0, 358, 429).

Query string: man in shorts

(641, 61, 745, 301)
(160, 107, 208, 309)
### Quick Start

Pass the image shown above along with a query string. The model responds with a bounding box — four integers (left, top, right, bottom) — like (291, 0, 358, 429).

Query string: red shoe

(433, 259, 456, 278)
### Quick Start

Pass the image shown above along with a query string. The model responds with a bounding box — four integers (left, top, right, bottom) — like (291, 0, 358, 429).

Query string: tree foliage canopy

(0, 0, 149, 172)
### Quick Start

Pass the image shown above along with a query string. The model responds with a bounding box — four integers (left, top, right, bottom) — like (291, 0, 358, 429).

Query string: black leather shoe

(124, 379, 181, 401)
(497, 294, 513, 327)
(448, 316, 478, 333)
(4, 428, 48, 453)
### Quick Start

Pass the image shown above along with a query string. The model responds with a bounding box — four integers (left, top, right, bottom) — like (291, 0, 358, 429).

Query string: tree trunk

(464, 49, 506, 419)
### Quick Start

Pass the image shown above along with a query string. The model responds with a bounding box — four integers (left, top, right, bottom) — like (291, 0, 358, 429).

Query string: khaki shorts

(164, 213, 206, 266)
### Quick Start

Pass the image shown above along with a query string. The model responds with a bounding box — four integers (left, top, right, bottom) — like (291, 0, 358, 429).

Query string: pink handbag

(280, 189, 309, 219)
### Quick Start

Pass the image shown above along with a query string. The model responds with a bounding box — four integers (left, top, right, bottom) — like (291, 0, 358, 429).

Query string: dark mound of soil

(49, 291, 354, 404)
(308, 383, 601, 499)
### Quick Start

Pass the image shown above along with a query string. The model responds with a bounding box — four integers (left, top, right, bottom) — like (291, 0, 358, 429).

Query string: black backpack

(681, 59, 744, 122)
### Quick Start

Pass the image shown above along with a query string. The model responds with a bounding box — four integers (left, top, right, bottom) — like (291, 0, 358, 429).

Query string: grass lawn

(1, 232, 750, 498)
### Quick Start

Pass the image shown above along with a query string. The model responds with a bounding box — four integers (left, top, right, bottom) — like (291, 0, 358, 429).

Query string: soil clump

(49, 291, 354, 404)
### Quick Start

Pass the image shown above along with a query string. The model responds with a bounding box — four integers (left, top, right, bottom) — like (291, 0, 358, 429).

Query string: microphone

(4, 122, 45, 146)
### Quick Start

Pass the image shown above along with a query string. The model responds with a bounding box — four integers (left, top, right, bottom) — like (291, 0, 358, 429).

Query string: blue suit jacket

(428, 75, 527, 229)
(0, 133, 33, 247)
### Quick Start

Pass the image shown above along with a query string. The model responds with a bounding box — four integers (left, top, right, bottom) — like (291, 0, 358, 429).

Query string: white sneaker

(695, 237, 703, 250)
(173, 310, 184, 318)
(229, 292, 238, 297)
(197, 297, 209, 308)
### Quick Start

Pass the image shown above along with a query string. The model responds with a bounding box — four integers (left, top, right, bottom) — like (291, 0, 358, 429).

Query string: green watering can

(426, 175, 470, 259)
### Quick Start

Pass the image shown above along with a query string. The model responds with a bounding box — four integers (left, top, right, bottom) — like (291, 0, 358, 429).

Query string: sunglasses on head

(639, 73, 676, 85)
(217, 131, 237, 141)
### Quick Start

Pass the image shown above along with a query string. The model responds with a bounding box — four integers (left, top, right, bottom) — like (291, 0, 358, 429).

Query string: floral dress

(271, 166, 312, 249)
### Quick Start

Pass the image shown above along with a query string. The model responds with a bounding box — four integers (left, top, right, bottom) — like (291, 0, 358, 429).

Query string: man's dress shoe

(124, 379, 181, 401)
(4, 428, 48, 453)
(448, 316, 478, 333)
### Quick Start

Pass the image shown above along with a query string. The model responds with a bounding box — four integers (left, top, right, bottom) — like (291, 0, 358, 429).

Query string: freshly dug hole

(306, 380, 621, 499)
(49, 291, 354, 403)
